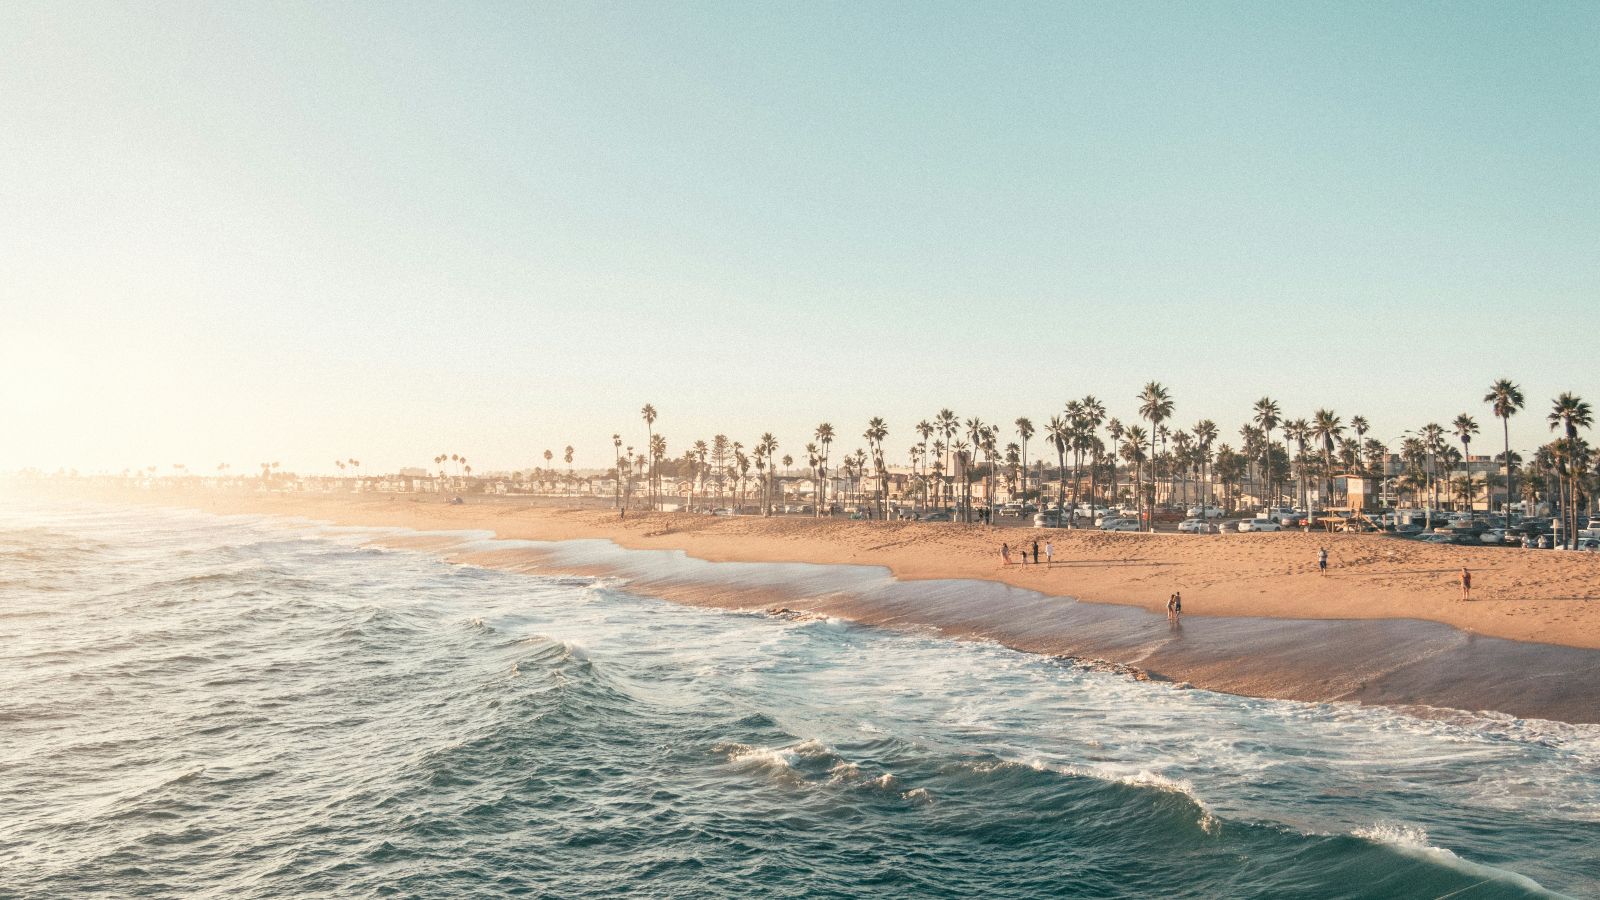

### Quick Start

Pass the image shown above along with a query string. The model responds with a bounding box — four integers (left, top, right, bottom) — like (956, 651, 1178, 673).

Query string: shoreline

(15, 485, 1600, 722)
(54, 485, 1600, 649)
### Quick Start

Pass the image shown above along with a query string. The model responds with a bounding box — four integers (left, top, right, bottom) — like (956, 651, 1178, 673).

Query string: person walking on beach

(1001, 542, 1011, 565)
(1173, 591, 1181, 614)
(1031, 540, 1039, 565)
(1045, 540, 1054, 566)
(1317, 547, 1328, 575)
(1460, 567, 1472, 601)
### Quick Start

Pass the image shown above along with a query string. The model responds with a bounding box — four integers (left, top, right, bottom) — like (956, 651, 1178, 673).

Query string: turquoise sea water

(1, 502, 1596, 898)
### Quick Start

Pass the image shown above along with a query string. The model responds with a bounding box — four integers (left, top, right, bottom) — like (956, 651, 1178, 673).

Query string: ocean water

(1, 502, 1597, 899)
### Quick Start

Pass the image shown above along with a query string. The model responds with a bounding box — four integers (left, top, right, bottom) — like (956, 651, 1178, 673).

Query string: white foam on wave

(974, 758, 1222, 835)
(1351, 822, 1558, 896)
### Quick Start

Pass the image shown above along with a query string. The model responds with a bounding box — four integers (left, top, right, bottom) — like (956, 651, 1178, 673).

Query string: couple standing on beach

(1001, 540, 1051, 566)
(1166, 591, 1182, 617)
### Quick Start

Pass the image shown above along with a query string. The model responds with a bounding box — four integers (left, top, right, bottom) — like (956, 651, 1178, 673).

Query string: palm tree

(934, 409, 958, 511)
(1252, 397, 1282, 505)
(864, 417, 888, 519)
(1285, 418, 1310, 511)
(1015, 417, 1034, 504)
(1452, 414, 1479, 513)
(1138, 382, 1173, 531)
(641, 403, 658, 509)
(1311, 409, 1343, 509)
(1045, 415, 1070, 525)
(1484, 379, 1525, 518)
(915, 420, 934, 510)
(1107, 418, 1124, 508)
(649, 434, 667, 507)
(1121, 425, 1150, 517)
(1192, 419, 1217, 507)
(1421, 422, 1446, 519)
(759, 433, 780, 515)
(1080, 397, 1106, 508)
(612, 434, 624, 507)
(815, 423, 835, 516)
(1547, 393, 1593, 547)
(804, 442, 820, 511)
(962, 417, 987, 521)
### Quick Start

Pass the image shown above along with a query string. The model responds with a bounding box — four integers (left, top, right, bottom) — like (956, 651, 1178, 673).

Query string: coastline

(17, 485, 1600, 722)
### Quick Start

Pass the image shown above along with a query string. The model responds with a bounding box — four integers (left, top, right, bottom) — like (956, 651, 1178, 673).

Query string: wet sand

(21, 485, 1600, 722)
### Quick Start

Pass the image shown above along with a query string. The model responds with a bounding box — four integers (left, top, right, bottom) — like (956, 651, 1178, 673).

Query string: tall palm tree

(1285, 418, 1311, 511)
(1484, 379, 1525, 518)
(935, 409, 958, 511)
(1452, 414, 1479, 513)
(864, 417, 888, 519)
(1107, 418, 1124, 508)
(612, 434, 624, 507)
(1138, 382, 1174, 530)
(758, 432, 779, 515)
(916, 420, 935, 511)
(1045, 415, 1070, 524)
(1421, 422, 1446, 519)
(641, 403, 658, 509)
(804, 442, 821, 511)
(1192, 419, 1218, 506)
(1080, 397, 1106, 507)
(963, 417, 986, 521)
(1252, 397, 1282, 505)
(1014, 417, 1034, 503)
(649, 434, 667, 506)
(815, 423, 835, 516)
(1065, 400, 1085, 514)
(1311, 409, 1343, 509)
(1547, 393, 1593, 547)
(1121, 425, 1150, 517)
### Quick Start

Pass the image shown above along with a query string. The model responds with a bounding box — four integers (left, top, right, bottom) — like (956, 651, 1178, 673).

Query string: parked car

(1186, 505, 1224, 519)
(1237, 519, 1282, 533)
(920, 511, 952, 522)
(1100, 518, 1139, 532)
(1177, 518, 1211, 533)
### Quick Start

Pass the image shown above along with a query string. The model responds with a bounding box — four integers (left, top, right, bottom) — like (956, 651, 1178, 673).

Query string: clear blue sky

(3, 1, 1596, 473)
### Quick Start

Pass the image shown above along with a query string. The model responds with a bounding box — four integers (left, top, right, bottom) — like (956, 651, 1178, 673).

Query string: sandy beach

(72, 486, 1600, 650)
(19, 484, 1600, 722)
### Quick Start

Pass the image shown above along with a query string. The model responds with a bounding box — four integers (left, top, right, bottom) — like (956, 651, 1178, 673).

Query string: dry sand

(20, 485, 1600, 721)
(51, 486, 1600, 650)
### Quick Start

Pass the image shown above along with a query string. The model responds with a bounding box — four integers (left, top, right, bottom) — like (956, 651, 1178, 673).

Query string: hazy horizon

(4, 2, 1597, 475)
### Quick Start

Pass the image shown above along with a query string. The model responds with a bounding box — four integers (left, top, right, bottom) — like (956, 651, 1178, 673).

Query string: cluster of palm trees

(433, 453, 470, 488)
(621, 382, 1596, 541)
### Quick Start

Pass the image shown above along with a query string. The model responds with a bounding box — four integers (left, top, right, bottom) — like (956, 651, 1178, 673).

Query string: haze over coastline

(3, 2, 1598, 475)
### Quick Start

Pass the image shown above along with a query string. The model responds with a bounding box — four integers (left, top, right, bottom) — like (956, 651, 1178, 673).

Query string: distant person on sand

(1460, 567, 1472, 601)
(1318, 547, 1328, 575)
(1001, 542, 1011, 565)
(1045, 540, 1053, 566)
(1031, 540, 1039, 564)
